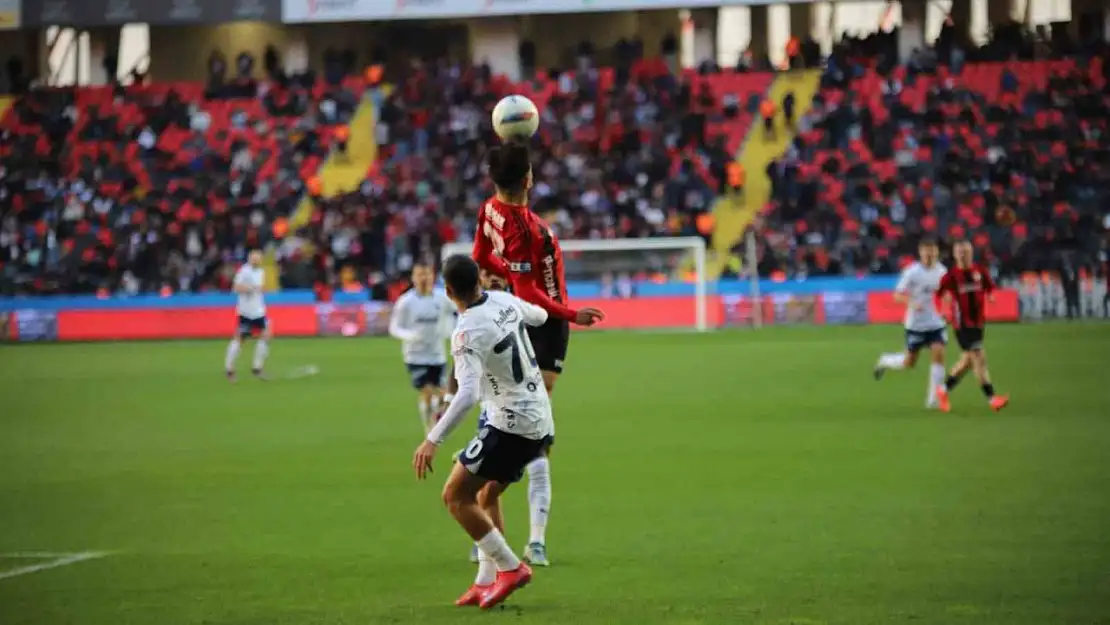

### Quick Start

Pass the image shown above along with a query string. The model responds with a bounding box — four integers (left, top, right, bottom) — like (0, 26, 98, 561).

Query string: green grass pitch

(1, 324, 1109, 625)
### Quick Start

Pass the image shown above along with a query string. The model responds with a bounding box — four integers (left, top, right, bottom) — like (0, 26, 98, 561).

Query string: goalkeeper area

(2, 324, 1109, 624)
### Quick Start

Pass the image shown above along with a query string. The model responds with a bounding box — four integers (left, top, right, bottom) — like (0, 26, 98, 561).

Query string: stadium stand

(2, 38, 776, 296)
(1, 71, 364, 295)
(277, 56, 775, 293)
(3, 22, 1108, 300)
(758, 38, 1110, 283)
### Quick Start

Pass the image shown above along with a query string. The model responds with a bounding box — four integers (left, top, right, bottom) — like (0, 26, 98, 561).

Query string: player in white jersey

(874, 238, 949, 407)
(412, 255, 562, 610)
(225, 250, 271, 381)
(389, 262, 458, 433)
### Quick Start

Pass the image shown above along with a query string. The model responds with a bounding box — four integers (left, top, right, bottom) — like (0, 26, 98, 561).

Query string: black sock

(981, 383, 995, 398)
(945, 373, 964, 391)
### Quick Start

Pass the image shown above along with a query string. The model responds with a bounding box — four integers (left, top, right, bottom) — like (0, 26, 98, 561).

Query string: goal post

(745, 228, 763, 329)
(441, 236, 710, 332)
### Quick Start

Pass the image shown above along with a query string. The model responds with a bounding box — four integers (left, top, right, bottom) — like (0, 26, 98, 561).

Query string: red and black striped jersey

(472, 197, 575, 322)
(938, 264, 995, 329)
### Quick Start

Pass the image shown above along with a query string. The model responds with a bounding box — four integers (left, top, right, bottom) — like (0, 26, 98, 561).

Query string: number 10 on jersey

(493, 322, 538, 384)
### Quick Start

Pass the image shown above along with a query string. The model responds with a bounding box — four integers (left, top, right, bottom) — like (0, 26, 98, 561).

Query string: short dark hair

(919, 236, 939, 247)
(442, 255, 480, 298)
(487, 142, 531, 194)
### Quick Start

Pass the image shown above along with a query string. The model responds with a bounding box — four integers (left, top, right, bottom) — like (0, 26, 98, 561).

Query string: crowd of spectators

(5, 22, 1110, 297)
(752, 22, 1110, 282)
(280, 44, 736, 292)
(1, 48, 361, 296)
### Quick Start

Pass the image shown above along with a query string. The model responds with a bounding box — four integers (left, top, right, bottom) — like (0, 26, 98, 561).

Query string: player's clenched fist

(574, 308, 605, 326)
(480, 270, 507, 291)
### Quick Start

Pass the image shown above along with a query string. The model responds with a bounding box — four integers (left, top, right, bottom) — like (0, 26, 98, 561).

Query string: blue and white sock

(526, 456, 551, 545)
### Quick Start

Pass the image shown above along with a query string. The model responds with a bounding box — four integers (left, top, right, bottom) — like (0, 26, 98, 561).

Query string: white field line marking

(0, 551, 111, 581)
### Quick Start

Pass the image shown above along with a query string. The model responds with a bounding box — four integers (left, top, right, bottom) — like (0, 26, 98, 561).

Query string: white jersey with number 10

(451, 290, 553, 441)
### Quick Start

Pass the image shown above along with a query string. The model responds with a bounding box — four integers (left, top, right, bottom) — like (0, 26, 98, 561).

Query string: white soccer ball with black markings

(492, 95, 540, 141)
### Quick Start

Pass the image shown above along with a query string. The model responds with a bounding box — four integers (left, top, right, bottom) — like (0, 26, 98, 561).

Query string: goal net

(440, 236, 710, 332)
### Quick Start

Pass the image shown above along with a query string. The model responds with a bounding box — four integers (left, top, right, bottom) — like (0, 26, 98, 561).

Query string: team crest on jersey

(972, 272, 981, 282)
(452, 331, 473, 355)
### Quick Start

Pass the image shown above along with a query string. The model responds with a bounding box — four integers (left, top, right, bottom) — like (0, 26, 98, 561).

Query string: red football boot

(479, 563, 533, 610)
(935, 385, 952, 413)
(455, 584, 490, 607)
(989, 395, 1010, 412)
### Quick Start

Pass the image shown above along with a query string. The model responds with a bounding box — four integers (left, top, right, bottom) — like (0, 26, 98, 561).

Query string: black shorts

(405, 363, 446, 389)
(478, 410, 554, 453)
(237, 315, 268, 337)
(905, 328, 947, 353)
(956, 327, 985, 351)
(457, 425, 553, 484)
(526, 317, 570, 374)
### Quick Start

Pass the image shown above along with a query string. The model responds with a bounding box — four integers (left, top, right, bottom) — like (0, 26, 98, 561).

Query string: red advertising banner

(576, 296, 724, 330)
(22, 289, 1020, 343)
(722, 294, 825, 327)
(57, 306, 317, 341)
(867, 289, 1020, 324)
(46, 297, 718, 341)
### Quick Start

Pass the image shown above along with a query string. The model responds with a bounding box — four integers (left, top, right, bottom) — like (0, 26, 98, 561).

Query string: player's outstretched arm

(426, 339, 483, 446)
(512, 279, 599, 324)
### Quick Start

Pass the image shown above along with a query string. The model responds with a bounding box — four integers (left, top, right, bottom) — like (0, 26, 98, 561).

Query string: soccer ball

(492, 95, 540, 141)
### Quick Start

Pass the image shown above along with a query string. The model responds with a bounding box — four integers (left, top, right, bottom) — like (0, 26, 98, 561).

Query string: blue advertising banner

(14, 309, 58, 342)
(822, 291, 869, 325)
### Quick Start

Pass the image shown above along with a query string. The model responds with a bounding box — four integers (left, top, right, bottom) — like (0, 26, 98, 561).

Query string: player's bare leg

(874, 349, 917, 380)
(969, 349, 1009, 411)
(458, 482, 509, 607)
(442, 464, 531, 609)
(476, 480, 531, 609)
(252, 325, 272, 380)
(522, 370, 557, 567)
(926, 342, 946, 408)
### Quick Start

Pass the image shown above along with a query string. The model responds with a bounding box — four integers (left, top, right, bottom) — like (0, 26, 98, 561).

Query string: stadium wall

(0, 278, 1020, 342)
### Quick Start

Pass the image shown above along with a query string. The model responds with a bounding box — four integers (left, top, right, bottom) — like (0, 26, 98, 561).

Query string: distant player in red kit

(934, 240, 1009, 413)
(471, 142, 604, 566)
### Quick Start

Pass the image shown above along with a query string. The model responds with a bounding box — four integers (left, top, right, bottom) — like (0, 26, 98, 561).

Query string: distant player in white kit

(389, 262, 457, 434)
(225, 250, 271, 381)
(874, 238, 949, 408)
(412, 255, 553, 610)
